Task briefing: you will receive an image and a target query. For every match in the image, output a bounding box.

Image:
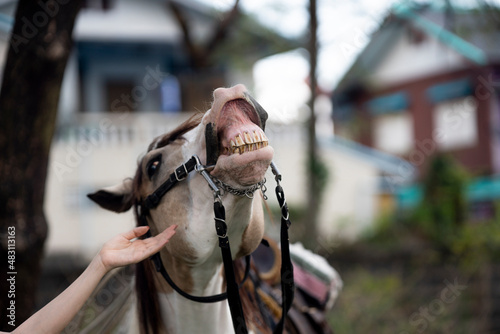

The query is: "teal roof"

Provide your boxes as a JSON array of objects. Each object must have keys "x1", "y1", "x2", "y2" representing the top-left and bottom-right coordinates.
[
  {"x1": 426, "y1": 78, "x2": 473, "y2": 103},
  {"x1": 392, "y1": 3, "x2": 488, "y2": 65},
  {"x1": 396, "y1": 174, "x2": 500, "y2": 208},
  {"x1": 468, "y1": 176, "x2": 500, "y2": 202},
  {"x1": 365, "y1": 91, "x2": 410, "y2": 114}
]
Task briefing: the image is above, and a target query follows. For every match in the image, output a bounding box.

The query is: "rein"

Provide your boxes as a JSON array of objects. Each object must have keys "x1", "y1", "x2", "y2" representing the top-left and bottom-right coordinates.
[{"x1": 135, "y1": 155, "x2": 294, "y2": 334}]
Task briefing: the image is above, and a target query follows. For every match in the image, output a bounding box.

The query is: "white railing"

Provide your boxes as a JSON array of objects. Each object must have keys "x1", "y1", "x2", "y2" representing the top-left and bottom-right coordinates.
[
  {"x1": 54, "y1": 112, "x2": 198, "y2": 147},
  {"x1": 54, "y1": 112, "x2": 308, "y2": 148}
]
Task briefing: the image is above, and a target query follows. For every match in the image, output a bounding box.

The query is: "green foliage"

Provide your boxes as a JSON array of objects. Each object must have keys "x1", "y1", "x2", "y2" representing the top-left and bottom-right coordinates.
[
  {"x1": 327, "y1": 268, "x2": 407, "y2": 333},
  {"x1": 450, "y1": 212, "x2": 500, "y2": 271},
  {"x1": 361, "y1": 155, "x2": 500, "y2": 267},
  {"x1": 409, "y1": 154, "x2": 468, "y2": 252},
  {"x1": 327, "y1": 266, "x2": 476, "y2": 334},
  {"x1": 360, "y1": 212, "x2": 408, "y2": 247},
  {"x1": 327, "y1": 156, "x2": 499, "y2": 334}
]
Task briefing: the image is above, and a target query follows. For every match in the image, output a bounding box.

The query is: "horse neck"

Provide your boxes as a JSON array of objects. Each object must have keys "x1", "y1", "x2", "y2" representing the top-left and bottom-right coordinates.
[
  {"x1": 156, "y1": 265, "x2": 233, "y2": 334},
  {"x1": 154, "y1": 189, "x2": 256, "y2": 334},
  {"x1": 157, "y1": 192, "x2": 255, "y2": 289}
]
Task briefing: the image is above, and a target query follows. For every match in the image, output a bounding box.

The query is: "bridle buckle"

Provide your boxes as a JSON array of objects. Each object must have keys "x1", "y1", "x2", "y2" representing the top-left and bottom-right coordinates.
[{"x1": 174, "y1": 163, "x2": 189, "y2": 181}]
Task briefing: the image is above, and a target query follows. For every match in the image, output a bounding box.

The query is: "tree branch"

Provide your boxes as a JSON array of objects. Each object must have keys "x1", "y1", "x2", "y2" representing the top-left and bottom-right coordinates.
[
  {"x1": 167, "y1": 0, "x2": 240, "y2": 69},
  {"x1": 206, "y1": 0, "x2": 240, "y2": 56}
]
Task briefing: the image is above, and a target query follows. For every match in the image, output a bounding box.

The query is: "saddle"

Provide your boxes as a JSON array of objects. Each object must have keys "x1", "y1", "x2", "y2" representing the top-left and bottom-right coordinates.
[{"x1": 247, "y1": 237, "x2": 343, "y2": 334}]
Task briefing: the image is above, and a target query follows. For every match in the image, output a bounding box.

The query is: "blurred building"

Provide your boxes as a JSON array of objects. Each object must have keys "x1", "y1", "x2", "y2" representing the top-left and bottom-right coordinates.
[
  {"x1": 332, "y1": 2, "x2": 500, "y2": 219},
  {"x1": 67, "y1": 0, "x2": 299, "y2": 115},
  {"x1": 0, "y1": 0, "x2": 301, "y2": 257}
]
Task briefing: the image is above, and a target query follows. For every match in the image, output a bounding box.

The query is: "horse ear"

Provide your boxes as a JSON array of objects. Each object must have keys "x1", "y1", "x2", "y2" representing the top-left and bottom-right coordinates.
[{"x1": 87, "y1": 179, "x2": 134, "y2": 213}]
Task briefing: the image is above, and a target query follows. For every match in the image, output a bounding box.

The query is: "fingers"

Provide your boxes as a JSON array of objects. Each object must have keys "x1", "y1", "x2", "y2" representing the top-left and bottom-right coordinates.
[
  {"x1": 162, "y1": 224, "x2": 178, "y2": 238},
  {"x1": 154, "y1": 225, "x2": 178, "y2": 246},
  {"x1": 121, "y1": 226, "x2": 149, "y2": 240},
  {"x1": 142, "y1": 225, "x2": 177, "y2": 254},
  {"x1": 121, "y1": 225, "x2": 177, "y2": 254}
]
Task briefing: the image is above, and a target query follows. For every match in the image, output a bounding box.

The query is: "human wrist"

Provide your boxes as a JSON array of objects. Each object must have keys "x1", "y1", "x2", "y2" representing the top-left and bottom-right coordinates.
[{"x1": 93, "y1": 252, "x2": 111, "y2": 276}]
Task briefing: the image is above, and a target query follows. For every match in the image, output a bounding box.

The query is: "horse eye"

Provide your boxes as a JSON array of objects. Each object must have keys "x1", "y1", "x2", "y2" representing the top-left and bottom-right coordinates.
[{"x1": 147, "y1": 156, "x2": 161, "y2": 179}]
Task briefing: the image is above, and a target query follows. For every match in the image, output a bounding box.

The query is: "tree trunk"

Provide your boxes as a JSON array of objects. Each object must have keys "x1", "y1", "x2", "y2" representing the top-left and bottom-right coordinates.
[
  {"x1": 0, "y1": 0, "x2": 82, "y2": 330},
  {"x1": 305, "y1": 0, "x2": 319, "y2": 247}
]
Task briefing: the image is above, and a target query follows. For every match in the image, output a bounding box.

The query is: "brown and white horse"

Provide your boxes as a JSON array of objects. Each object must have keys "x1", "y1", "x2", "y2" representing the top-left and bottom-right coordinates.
[{"x1": 89, "y1": 85, "x2": 287, "y2": 333}]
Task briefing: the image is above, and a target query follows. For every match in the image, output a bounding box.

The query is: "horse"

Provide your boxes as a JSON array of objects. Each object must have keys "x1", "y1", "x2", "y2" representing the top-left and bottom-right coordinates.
[{"x1": 86, "y1": 84, "x2": 339, "y2": 334}]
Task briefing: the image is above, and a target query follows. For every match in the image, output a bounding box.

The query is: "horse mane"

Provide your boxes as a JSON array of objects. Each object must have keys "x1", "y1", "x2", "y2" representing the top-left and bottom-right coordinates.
[
  {"x1": 132, "y1": 163, "x2": 163, "y2": 334},
  {"x1": 147, "y1": 113, "x2": 204, "y2": 152},
  {"x1": 133, "y1": 112, "x2": 271, "y2": 333}
]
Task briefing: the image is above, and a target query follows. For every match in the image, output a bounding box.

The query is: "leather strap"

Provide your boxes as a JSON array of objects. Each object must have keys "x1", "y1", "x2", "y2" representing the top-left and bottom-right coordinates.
[
  {"x1": 214, "y1": 201, "x2": 248, "y2": 333},
  {"x1": 143, "y1": 156, "x2": 198, "y2": 210},
  {"x1": 273, "y1": 184, "x2": 294, "y2": 333}
]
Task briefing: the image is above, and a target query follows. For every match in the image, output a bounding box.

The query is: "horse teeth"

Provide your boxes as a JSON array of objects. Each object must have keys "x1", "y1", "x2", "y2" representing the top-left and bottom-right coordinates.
[
  {"x1": 253, "y1": 130, "x2": 261, "y2": 143},
  {"x1": 244, "y1": 132, "x2": 254, "y2": 144},
  {"x1": 228, "y1": 131, "x2": 269, "y2": 155},
  {"x1": 262, "y1": 133, "x2": 268, "y2": 147},
  {"x1": 235, "y1": 134, "x2": 245, "y2": 147}
]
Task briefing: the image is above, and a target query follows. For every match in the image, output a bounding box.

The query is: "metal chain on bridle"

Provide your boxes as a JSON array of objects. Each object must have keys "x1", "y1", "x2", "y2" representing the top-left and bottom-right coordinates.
[{"x1": 213, "y1": 178, "x2": 268, "y2": 200}]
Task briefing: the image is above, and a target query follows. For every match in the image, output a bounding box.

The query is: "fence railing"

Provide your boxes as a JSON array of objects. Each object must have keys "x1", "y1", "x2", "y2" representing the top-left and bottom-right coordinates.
[{"x1": 53, "y1": 112, "x2": 307, "y2": 147}]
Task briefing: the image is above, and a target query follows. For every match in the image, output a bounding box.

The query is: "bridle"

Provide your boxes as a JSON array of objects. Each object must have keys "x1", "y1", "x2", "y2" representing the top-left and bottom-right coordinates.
[{"x1": 135, "y1": 155, "x2": 294, "y2": 334}]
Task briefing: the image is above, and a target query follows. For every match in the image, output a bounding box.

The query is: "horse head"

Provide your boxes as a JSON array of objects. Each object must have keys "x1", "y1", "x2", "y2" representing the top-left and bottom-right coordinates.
[{"x1": 88, "y1": 84, "x2": 274, "y2": 333}]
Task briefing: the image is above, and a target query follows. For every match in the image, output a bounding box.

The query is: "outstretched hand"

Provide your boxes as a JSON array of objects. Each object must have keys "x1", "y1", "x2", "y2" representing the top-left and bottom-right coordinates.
[{"x1": 97, "y1": 225, "x2": 177, "y2": 272}]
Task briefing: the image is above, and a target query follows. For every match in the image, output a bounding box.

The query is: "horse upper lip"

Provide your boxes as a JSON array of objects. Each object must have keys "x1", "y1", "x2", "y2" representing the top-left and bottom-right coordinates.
[{"x1": 205, "y1": 86, "x2": 269, "y2": 166}]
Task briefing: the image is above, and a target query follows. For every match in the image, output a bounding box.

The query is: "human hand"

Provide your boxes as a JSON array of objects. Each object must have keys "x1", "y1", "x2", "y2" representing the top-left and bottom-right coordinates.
[{"x1": 97, "y1": 225, "x2": 177, "y2": 272}]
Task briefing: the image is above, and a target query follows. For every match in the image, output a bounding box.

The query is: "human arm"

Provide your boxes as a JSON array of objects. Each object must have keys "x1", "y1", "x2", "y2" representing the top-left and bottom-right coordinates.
[{"x1": 8, "y1": 225, "x2": 176, "y2": 334}]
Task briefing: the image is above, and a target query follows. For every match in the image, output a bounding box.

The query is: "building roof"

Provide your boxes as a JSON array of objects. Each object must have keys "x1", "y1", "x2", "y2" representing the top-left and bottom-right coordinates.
[
  {"x1": 333, "y1": 1, "x2": 500, "y2": 96},
  {"x1": 74, "y1": 0, "x2": 300, "y2": 65}
]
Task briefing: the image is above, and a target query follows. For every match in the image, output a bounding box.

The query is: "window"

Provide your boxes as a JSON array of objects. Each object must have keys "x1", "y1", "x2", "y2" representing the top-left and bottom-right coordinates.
[
  {"x1": 374, "y1": 112, "x2": 413, "y2": 155},
  {"x1": 433, "y1": 96, "x2": 478, "y2": 150}
]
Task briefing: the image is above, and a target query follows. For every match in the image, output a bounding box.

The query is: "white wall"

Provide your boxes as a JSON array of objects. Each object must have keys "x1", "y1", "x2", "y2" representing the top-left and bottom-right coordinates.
[
  {"x1": 74, "y1": 0, "x2": 181, "y2": 42},
  {"x1": 318, "y1": 144, "x2": 379, "y2": 241},
  {"x1": 369, "y1": 28, "x2": 467, "y2": 87}
]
